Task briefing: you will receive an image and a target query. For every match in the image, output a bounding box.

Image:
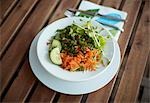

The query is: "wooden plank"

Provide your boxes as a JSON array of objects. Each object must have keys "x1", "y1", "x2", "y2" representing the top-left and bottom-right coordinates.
[
  {"x1": 143, "y1": 53, "x2": 150, "y2": 78},
  {"x1": 114, "y1": 2, "x2": 150, "y2": 102},
  {"x1": 0, "y1": 0, "x2": 2, "y2": 23},
  {"x1": 85, "y1": 77, "x2": 116, "y2": 103},
  {"x1": 29, "y1": 82, "x2": 56, "y2": 102},
  {"x1": 102, "y1": 0, "x2": 122, "y2": 9},
  {"x1": 0, "y1": 0, "x2": 59, "y2": 98},
  {"x1": 141, "y1": 53, "x2": 150, "y2": 88},
  {"x1": 118, "y1": 0, "x2": 142, "y2": 57},
  {"x1": 88, "y1": 0, "x2": 102, "y2": 4},
  {"x1": 0, "y1": 0, "x2": 39, "y2": 56},
  {"x1": 86, "y1": 0, "x2": 142, "y2": 103},
  {"x1": 58, "y1": 95, "x2": 82, "y2": 103},
  {"x1": 1, "y1": 0, "x2": 18, "y2": 23},
  {"x1": 141, "y1": 54, "x2": 150, "y2": 102},
  {"x1": 48, "y1": 0, "x2": 81, "y2": 23},
  {"x1": 3, "y1": 60, "x2": 37, "y2": 102}
]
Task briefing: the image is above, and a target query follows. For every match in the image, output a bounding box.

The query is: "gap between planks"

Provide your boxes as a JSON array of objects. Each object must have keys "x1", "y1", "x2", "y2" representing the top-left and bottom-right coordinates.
[
  {"x1": 0, "y1": 0, "x2": 40, "y2": 59},
  {"x1": 85, "y1": 0, "x2": 143, "y2": 103},
  {"x1": 114, "y1": 1, "x2": 150, "y2": 102},
  {"x1": 1, "y1": 0, "x2": 60, "y2": 101},
  {"x1": 1, "y1": 0, "x2": 81, "y2": 102},
  {"x1": 108, "y1": 1, "x2": 146, "y2": 102},
  {"x1": 1, "y1": 0, "x2": 145, "y2": 102},
  {"x1": 140, "y1": 53, "x2": 150, "y2": 102},
  {"x1": 0, "y1": 0, "x2": 19, "y2": 25}
]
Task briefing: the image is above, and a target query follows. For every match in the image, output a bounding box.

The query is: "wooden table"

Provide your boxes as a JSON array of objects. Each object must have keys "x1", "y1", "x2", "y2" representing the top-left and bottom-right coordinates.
[{"x1": 1, "y1": 0, "x2": 149, "y2": 102}]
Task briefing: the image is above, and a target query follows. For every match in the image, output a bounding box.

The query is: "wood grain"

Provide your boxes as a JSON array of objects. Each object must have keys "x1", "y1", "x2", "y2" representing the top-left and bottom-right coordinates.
[
  {"x1": 88, "y1": 0, "x2": 102, "y2": 4},
  {"x1": 1, "y1": 0, "x2": 18, "y2": 23},
  {"x1": 0, "y1": 1, "x2": 2, "y2": 23},
  {"x1": 0, "y1": 0, "x2": 39, "y2": 56},
  {"x1": 3, "y1": 60, "x2": 37, "y2": 102},
  {"x1": 114, "y1": 2, "x2": 150, "y2": 102},
  {"x1": 108, "y1": 1, "x2": 146, "y2": 102},
  {"x1": 1, "y1": 0, "x2": 148, "y2": 102},
  {"x1": 48, "y1": 0, "x2": 81, "y2": 23},
  {"x1": 86, "y1": 0, "x2": 142, "y2": 103},
  {"x1": 58, "y1": 95, "x2": 82, "y2": 103},
  {"x1": 141, "y1": 56, "x2": 150, "y2": 102},
  {"x1": 118, "y1": 0, "x2": 142, "y2": 57},
  {"x1": 102, "y1": 0, "x2": 122, "y2": 9},
  {"x1": 86, "y1": 77, "x2": 117, "y2": 103},
  {"x1": 141, "y1": 52, "x2": 150, "y2": 102},
  {"x1": 29, "y1": 82, "x2": 56, "y2": 102},
  {"x1": 1, "y1": 0, "x2": 59, "y2": 98}
]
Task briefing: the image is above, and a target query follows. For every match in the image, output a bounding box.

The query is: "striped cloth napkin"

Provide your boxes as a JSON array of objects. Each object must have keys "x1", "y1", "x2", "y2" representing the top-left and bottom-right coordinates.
[{"x1": 66, "y1": 0, "x2": 127, "y2": 41}]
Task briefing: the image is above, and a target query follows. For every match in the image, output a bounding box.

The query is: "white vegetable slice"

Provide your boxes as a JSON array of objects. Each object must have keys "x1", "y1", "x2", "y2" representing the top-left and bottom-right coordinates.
[
  {"x1": 50, "y1": 47, "x2": 62, "y2": 65},
  {"x1": 51, "y1": 39, "x2": 62, "y2": 50}
]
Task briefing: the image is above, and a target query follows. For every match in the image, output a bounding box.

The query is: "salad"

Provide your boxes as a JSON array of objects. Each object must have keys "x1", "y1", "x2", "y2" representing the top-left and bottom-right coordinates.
[{"x1": 48, "y1": 21, "x2": 110, "y2": 71}]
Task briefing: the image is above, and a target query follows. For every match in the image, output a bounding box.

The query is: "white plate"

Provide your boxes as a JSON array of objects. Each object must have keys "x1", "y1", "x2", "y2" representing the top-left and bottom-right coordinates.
[
  {"x1": 36, "y1": 17, "x2": 115, "y2": 82},
  {"x1": 29, "y1": 29, "x2": 121, "y2": 95}
]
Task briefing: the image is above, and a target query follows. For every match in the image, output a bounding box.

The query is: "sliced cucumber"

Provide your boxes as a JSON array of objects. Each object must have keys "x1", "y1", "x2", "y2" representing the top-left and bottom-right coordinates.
[
  {"x1": 50, "y1": 47, "x2": 62, "y2": 65},
  {"x1": 51, "y1": 39, "x2": 62, "y2": 50}
]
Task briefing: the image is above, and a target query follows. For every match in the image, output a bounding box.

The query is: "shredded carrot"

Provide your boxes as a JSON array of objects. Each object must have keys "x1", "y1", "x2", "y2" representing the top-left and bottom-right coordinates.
[{"x1": 60, "y1": 48, "x2": 101, "y2": 71}]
